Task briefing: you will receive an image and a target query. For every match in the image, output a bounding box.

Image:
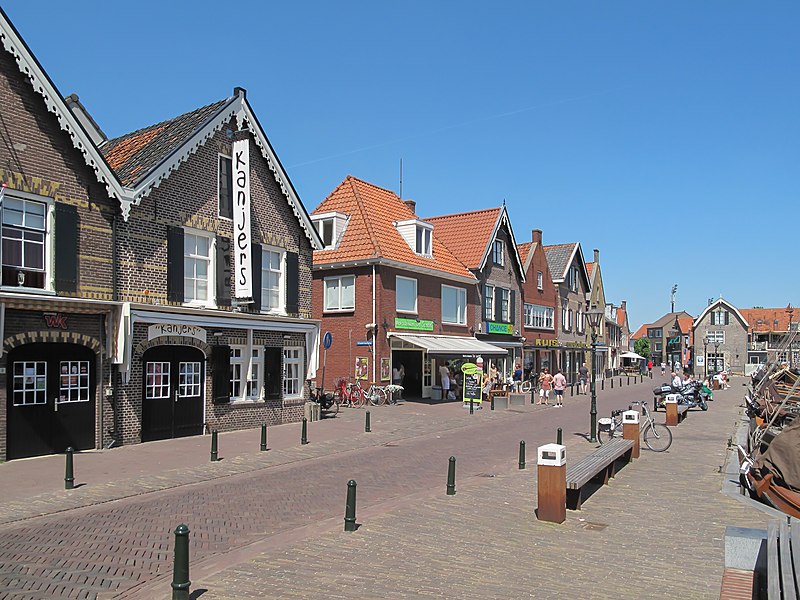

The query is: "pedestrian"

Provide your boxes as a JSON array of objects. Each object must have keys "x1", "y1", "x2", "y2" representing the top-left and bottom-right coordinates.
[
  {"x1": 552, "y1": 368, "x2": 567, "y2": 408},
  {"x1": 578, "y1": 362, "x2": 589, "y2": 395},
  {"x1": 489, "y1": 363, "x2": 498, "y2": 389},
  {"x1": 537, "y1": 368, "x2": 553, "y2": 405},
  {"x1": 660, "y1": 362, "x2": 666, "y2": 376},
  {"x1": 439, "y1": 363, "x2": 451, "y2": 400},
  {"x1": 647, "y1": 360, "x2": 653, "y2": 375},
  {"x1": 671, "y1": 371, "x2": 682, "y2": 389},
  {"x1": 513, "y1": 362, "x2": 523, "y2": 393}
]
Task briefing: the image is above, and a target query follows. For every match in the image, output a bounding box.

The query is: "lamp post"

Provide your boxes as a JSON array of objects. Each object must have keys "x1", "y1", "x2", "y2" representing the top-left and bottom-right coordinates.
[
  {"x1": 703, "y1": 335, "x2": 709, "y2": 382},
  {"x1": 586, "y1": 306, "x2": 605, "y2": 443},
  {"x1": 713, "y1": 341, "x2": 721, "y2": 374},
  {"x1": 787, "y1": 304, "x2": 795, "y2": 369}
]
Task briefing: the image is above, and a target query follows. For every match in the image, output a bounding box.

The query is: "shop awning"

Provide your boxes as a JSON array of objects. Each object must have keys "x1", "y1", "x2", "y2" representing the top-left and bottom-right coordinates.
[{"x1": 389, "y1": 333, "x2": 508, "y2": 356}]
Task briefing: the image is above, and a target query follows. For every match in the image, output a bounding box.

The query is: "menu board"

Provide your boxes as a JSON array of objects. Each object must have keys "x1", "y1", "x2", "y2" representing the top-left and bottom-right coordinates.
[{"x1": 461, "y1": 363, "x2": 483, "y2": 403}]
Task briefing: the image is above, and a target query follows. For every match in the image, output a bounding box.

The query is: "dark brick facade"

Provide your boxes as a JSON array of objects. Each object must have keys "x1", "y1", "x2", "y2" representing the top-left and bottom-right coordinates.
[{"x1": 520, "y1": 230, "x2": 559, "y2": 376}]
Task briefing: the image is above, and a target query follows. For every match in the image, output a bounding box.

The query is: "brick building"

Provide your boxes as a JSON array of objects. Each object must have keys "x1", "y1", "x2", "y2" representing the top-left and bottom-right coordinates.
[
  {"x1": 311, "y1": 177, "x2": 505, "y2": 400},
  {"x1": 0, "y1": 9, "x2": 128, "y2": 459},
  {"x1": 517, "y1": 229, "x2": 559, "y2": 378},
  {"x1": 693, "y1": 298, "x2": 748, "y2": 376}
]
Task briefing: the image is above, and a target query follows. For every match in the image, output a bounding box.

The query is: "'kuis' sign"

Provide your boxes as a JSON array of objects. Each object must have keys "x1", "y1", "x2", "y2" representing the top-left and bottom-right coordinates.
[{"x1": 232, "y1": 139, "x2": 252, "y2": 299}]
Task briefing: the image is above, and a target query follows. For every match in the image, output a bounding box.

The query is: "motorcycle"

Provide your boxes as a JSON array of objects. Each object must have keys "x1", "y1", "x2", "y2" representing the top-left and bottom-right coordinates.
[{"x1": 652, "y1": 380, "x2": 709, "y2": 411}]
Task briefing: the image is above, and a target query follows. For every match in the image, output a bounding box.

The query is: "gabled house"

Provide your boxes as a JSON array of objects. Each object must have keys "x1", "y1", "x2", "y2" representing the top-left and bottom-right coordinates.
[
  {"x1": 544, "y1": 242, "x2": 592, "y2": 383},
  {"x1": 585, "y1": 249, "x2": 609, "y2": 376},
  {"x1": 427, "y1": 205, "x2": 526, "y2": 378},
  {"x1": 100, "y1": 88, "x2": 323, "y2": 444},
  {"x1": 639, "y1": 311, "x2": 694, "y2": 372},
  {"x1": 693, "y1": 298, "x2": 749, "y2": 376},
  {"x1": 517, "y1": 229, "x2": 559, "y2": 378},
  {"x1": 0, "y1": 8, "x2": 129, "y2": 460},
  {"x1": 740, "y1": 306, "x2": 799, "y2": 373},
  {"x1": 311, "y1": 177, "x2": 504, "y2": 400},
  {"x1": 616, "y1": 300, "x2": 631, "y2": 353}
]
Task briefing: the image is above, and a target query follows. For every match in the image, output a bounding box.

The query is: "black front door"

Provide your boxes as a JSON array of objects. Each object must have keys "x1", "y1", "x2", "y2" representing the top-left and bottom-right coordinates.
[
  {"x1": 141, "y1": 346, "x2": 205, "y2": 442},
  {"x1": 6, "y1": 343, "x2": 96, "y2": 460}
]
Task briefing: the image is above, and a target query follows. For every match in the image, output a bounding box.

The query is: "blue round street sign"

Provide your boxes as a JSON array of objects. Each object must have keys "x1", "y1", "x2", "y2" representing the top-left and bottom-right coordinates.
[{"x1": 323, "y1": 331, "x2": 333, "y2": 350}]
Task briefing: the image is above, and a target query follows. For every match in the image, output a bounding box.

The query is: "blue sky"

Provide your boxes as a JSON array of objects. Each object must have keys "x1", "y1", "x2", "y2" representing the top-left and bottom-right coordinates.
[{"x1": 3, "y1": 1, "x2": 798, "y2": 330}]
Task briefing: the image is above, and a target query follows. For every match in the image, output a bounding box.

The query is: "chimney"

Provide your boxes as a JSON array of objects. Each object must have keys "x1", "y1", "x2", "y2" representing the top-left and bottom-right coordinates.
[
  {"x1": 404, "y1": 199, "x2": 416, "y2": 214},
  {"x1": 621, "y1": 300, "x2": 627, "y2": 312},
  {"x1": 532, "y1": 229, "x2": 542, "y2": 244},
  {"x1": 593, "y1": 248, "x2": 599, "y2": 264}
]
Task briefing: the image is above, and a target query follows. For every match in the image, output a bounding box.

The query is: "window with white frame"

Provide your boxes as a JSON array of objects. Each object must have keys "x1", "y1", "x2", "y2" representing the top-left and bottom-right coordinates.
[
  {"x1": 537, "y1": 271, "x2": 543, "y2": 291},
  {"x1": 396, "y1": 276, "x2": 417, "y2": 313},
  {"x1": 484, "y1": 284, "x2": 495, "y2": 320},
  {"x1": 562, "y1": 303, "x2": 568, "y2": 331},
  {"x1": 315, "y1": 218, "x2": 334, "y2": 248},
  {"x1": 2, "y1": 195, "x2": 49, "y2": 289},
  {"x1": 12, "y1": 361, "x2": 47, "y2": 405},
  {"x1": 261, "y1": 247, "x2": 284, "y2": 312},
  {"x1": 58, "y1": 361, "x2": 90, "y2": 402},
  {"x1": 415, "y1": 225, "x2": 432, "y2": 256},
  {"x1": 442, "y1": 285, "x2": 467, "y2": 325},
  {"x1": 576, "y1": 306, "x2": 584, "y2": 334},
  {"x1": 654, "y1": 342, "x2": 662, "y2": 351},
  {"x1": 493, "y1": 240, "x2": 504, "y2": 265},
  {"x1": 568, "y1": 309, "x2": 573, "y2": 331},
  {"x1": 524, "y1": 304, "x2": 554, "y2": 329},
  {"x1": 145, "y1": 362, "x2": 170, "y2": 399},
  {"x1": 568, "y1": 267, "x2": 578, "y2": 292},
  {"x1": 707, "y1": 330, "x2": 725, "y2": 344},
  {"x1": 183, "y1": 231, "x2": 213, "y2": 304},
  {"x1": 711, "y1": 309, "x2": 730, "y2": 326},
  {"x1": 500, "y1": 288, "x2": 510, "y2": 322},
  {"x1": 230, "y1": 346, "x2": 262, "y2": 401},
  {"x1": 178, "y1": 362, "x2": 202, "y2": 397},
  {"x1": 324, "y1": 275, "x2": 355, "y2": 311},
  {"x1": 283, "y1": 347, "x2": 303, "y2": 397}
]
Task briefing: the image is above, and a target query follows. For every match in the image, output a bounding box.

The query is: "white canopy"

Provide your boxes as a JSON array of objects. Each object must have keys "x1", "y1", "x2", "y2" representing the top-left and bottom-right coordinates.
[{"x1": 620, "y1": 351, "x2": 646, "y2": 361}]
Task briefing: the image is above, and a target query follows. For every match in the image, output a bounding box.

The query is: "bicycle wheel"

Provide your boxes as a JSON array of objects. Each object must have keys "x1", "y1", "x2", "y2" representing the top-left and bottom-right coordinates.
[
  {"x1": 597, "y1": 418, "x2": 621, "y2": 443},
  {"x1": 521, "y1": 380, "x2": 532, "y2": 393},
  {"x1": 367, "y1": 386, "x2": 387, "y2": 406},
  {"x1": 643, "y1": 422, "x2": 672, "y2": 452}
]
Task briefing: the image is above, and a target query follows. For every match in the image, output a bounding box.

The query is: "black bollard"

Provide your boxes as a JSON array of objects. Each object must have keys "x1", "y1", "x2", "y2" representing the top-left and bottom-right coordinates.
[
  {"x1": 601, "y1": 378, "x2": 605, "y2": 391},
  {"x1": 470, "y1": 397, "x2": 474, "y2": 415},
  {"x1": 611, "y1": 378, "x2": 614, "y2": 389},
  {"x1": 570, "y1": 383, "x2": 574, "y2": 397},
  {"x1": 365, "y1": 411, "x2": 371, "y2": 433},
  {"x1": 260, "y1": 423, "x2": 268, "y2": 451},
  {"x1": 210, "y1": 430, "x2": 219, "y2": 462},
  {"x1": 344, "y1": 480, "x2": 357, "y2": 532},
  {"x1": 557, "y1": 427, "x2": 563, "y2": 445},
  {"x1": 446, "y1": 456, "x2": 456, "y2": 495},
  {"x1": 490, "y1": 394, "x2": 495, "y2": 410},
  {"x1": 301, "y1": 417, "x2": 308, "y2": 445},
  {"x1": 619, "y1": 377, "x2": 622, "y2": 387},
  {"x1": 64, "y1": 447, "x2": 74, "y2": 490},
  {"x1": 640, "y1": 374, "x2": 643, "y2": 383},
  {"x1": 519, "y1": 441, "x2": 526, "y2": 469},
  {"x1": 171, "y1": 524, "x2": 191, "y2": 600}
]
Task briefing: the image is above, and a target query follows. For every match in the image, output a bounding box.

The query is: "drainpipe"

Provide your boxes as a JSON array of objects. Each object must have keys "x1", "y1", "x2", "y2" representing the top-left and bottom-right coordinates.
[
  {"x1": 372, "y1": 264, "x2": 377, "y2": 384},
  {"x1": 109, "y1": 212, "x2": 119, "y2": 447}
]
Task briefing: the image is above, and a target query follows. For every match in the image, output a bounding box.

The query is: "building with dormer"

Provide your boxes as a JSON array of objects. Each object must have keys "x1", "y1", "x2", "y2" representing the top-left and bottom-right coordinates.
[{"x1": 311, "y1": 177, "x2": 505, "y2": 400}]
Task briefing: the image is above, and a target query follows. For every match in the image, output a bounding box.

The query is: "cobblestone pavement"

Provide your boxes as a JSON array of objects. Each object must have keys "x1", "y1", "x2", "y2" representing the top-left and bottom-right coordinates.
[{"x1": 0, "y1": 376, "x2": 765, "y2": 599}]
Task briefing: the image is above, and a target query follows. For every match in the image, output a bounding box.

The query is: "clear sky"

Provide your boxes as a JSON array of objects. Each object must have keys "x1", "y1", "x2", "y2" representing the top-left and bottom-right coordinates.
[{"x1": 3, "y1": 1, "x2": 798, "y2": 330}]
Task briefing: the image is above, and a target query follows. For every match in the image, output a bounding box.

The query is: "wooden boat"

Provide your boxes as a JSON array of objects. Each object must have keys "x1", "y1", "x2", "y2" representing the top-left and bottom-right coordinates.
[{"x1": 747, "y1": 470, "x2": 800, "y2": 520}]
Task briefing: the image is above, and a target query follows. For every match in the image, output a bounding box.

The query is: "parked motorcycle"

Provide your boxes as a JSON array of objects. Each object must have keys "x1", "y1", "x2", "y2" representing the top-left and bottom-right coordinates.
[{"x1": 653, "y1": 380, "x2": 709, "y2": 411}]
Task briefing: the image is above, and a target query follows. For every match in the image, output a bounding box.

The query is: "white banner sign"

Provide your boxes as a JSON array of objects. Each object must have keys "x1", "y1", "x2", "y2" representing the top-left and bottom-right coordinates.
[
  {"x1": 148, "y1": 323, "x2": 207, "y2": 343},
  {"x1": 232, "y1": 139, "x2": 252, "y2": 298}
]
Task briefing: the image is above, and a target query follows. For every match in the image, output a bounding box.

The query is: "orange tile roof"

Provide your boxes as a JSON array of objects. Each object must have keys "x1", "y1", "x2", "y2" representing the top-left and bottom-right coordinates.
[
  {"x1": 425, "y1": 208, "x2": 501, "y2": 270},
  {"x1": 740, "y1": 307, "x2": 798, "y2": 332},
  {"x1": 311, "y1": 176, "x2": 474, "y2": 280},
  {"x1": 585, "y1": 262, "x2": 594, "y2": 277},
  {"x1": 616, "y1": 306, "x2": 626, "y2": 327},
  {"x1": 632, "y1": 324, "x2": 648, "y2": 339},
  {"x1": 517, "y1": 242, "x2": 532, "y2": 266}
]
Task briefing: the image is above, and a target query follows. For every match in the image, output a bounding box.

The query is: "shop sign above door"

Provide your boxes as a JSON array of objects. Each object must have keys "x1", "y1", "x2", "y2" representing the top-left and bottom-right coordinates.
[
  {"x1": 395, "y1": 317, "x2": 434, "y2": 331},
  {"x1": 485, "y1": 321, "x2": 513, "y2": 335},
  {"x1": 148, "y1": 323, "x2": 207, "y2": 343}
]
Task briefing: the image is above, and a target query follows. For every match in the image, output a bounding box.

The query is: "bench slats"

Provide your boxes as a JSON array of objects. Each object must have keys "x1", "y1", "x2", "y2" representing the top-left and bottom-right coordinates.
[
  {"x1": 792, "y1": 518, "x2": 800, "y2": 599},
  {"x1": 780, "y1": 518, "x2": 798, "y2": 600},
  {"x1": 768, "y1": 520, "x2": 780, "y2": 600},
  {"x1": 565, "y1": 439, "x2": 633, "y2": 489}
]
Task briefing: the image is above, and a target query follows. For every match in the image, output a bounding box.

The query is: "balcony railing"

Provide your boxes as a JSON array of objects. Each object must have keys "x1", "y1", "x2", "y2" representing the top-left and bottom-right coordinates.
[{"x1": 749, "y1": 342, "x2": 767, "y2": 351}]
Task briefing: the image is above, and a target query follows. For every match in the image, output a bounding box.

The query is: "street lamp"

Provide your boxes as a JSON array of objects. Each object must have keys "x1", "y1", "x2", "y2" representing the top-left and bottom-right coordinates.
[
  {"x1": 787, "y1": 304, "x2": 795, "y2": 369},
  {"x1": 703, "y1": 335, "x2": 709, "y2": 382},
  {"x1": 713, "y1": 341, "x2": 721, "y2": 374},
  {"x1": 586, "y1": 306, "x2": 605, "y2": 443}
]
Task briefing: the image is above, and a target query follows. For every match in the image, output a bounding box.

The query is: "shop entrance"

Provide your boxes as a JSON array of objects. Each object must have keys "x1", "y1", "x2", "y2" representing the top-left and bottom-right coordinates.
[
  {"x1": 141, "y1": 345, "x2": 205, "y2": 442},
  {"x1": 392, "y1": 350, "x2": 422, "y2": 399},
  {"x1": 6, "y1": 343, "x2": 96, "y2": 460}
]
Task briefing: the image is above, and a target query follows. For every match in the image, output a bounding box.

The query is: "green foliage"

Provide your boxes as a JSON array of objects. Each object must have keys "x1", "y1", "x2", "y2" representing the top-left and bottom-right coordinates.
[{"x1": 634, "y1": 337, "x2": 651, "y2": 358}]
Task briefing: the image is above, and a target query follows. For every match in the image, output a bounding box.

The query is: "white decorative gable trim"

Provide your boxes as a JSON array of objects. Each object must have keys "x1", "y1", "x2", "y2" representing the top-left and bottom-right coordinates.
[
  {"x1": 478, "y1": 206, "x2": 526, "y2": 282},
  {"x1": 0, "y1": 12, "x2": 126, "y2": 205}
]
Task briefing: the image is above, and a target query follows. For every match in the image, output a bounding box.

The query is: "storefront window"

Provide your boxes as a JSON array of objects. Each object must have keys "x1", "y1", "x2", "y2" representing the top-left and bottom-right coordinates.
[
  {"x1": 58, "y1": 361, "x2": 90, "y2": 402},
  {"x1": 283, "y1": 347, "x2": 303, "y2": 397}
]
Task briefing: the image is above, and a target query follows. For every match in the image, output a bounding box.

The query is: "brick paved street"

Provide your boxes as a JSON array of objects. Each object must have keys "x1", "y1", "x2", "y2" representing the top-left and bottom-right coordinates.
[{"x1": 0, "y1": 376, "x2": 771, "y2": 599}]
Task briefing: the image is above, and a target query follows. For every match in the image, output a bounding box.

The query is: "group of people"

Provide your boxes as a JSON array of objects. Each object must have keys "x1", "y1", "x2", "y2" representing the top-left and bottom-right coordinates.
[{"x1": 534, "y1": 367, "x2": 568, "y2": 407}]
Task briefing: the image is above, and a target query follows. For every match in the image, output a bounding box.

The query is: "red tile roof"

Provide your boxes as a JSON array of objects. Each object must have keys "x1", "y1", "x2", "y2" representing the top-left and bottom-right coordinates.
[
  {"x1": 585, "y1": 262, "x2": 594, "y2": 277},
  {"x1": 517, "y1": 242, "x2": 532, "y2": 266},
  {"x1": 311, "y1": 176, "x2": 474, "y2": 280},
  {"x1": 632, "y1": 324, "x2": 648, "y2": 339},
  {"x1": 616, "y1": 306, "x2": 626, "y2": 327},
  {"x1": 740, "y1": 307, "x2": 797, "y2": 332},
  {"x1": 425, "y1": 208, "x2": 501, "y2": 269}
]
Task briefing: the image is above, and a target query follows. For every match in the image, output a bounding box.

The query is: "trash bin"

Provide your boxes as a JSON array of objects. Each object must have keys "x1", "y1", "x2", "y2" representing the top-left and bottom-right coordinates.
[{"x1": 431, "y1": 385, "x2": 442, "y2": 400}]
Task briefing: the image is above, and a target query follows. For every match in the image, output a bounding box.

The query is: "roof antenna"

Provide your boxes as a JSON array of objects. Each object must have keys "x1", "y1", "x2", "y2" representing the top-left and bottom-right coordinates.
[
  {"x1": 399, "y1": 158, "x2": 403, "y2": 199},
  {"x1": 670, "y1": 284, "x2": 677, "y2": 313}
]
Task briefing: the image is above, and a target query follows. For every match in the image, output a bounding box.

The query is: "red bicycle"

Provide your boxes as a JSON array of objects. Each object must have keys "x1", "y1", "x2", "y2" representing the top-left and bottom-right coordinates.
[{"x1": 334, "y1": 378, "x2": 366, "y2": 407}]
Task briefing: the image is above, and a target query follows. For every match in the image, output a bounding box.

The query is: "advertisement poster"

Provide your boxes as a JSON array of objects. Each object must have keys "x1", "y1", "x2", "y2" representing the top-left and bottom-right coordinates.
[
  {"x1": 460, "y1": 362, "x2": 483, "y2": 405},
  {"x1": 380, "y1": 358, "x2": 391, "y2": 381},
  {"x1": 355, "y1": 356, "x2": 369, "y2": 380}
]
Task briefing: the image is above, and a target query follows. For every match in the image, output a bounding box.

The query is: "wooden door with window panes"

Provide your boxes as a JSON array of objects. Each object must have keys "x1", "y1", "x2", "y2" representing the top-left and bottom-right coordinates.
[
  {"x1": 141, "y1": 346, "x2": 205, "y2": 441},
  {"x1": 422, "y1": 356, "x2": 433, "y2": 398},
  {"x1": 6, "y1": 343, "x2": 95, "y2": 459}
]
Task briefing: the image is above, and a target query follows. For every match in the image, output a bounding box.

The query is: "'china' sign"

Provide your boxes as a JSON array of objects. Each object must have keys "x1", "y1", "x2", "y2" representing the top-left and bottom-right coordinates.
[{"x1": 232, "y1": 139, "x2": 252, "y2": 299}]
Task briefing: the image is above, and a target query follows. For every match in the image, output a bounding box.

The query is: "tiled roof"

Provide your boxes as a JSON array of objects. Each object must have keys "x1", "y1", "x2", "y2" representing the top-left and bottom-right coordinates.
[
  {"x1": 425, "y1": 208, "x2": 501, "y2": 270},
  {"x1": 616, "y1": 306, "x2": 627, "y2": 327},
  {"x1": 101, "y1": 99, "x2": 229, "y2": 186},
  {"x1": 631, "y1": 324, "x2": 648, "y2": 339},
  {"x1": 740, "y1": 307, "x2": 798, "y2": 332},
  {"x1": 677, "y1": 316, "x2": 693, "y2": 335},
  {"x1": 517, "y1": 242, "x2": 532, "y2": 266},
  {"x1": 311, "y1": 176, "x2": 474, "y2": 280},
  {"x1": 543, "y1": 243, "x2": 576, "y2": 281},
  {"x1": 585, "y1": 262, "x2": 594, "y2": 278}
]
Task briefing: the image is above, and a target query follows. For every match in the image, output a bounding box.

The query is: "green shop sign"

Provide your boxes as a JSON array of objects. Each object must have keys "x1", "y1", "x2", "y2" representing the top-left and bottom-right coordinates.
[
  {"x1": 486, "y1": 321, "x2": 514, "y2": 335},
  {"x1": 395, "y1": 317, "x2": 434, "y2": 331}
]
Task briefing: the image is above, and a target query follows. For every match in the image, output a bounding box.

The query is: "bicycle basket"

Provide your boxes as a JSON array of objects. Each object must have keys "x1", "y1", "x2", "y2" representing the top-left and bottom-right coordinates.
[{"x1": 597, "y1": 417, "x2": 613, "y2": 432}]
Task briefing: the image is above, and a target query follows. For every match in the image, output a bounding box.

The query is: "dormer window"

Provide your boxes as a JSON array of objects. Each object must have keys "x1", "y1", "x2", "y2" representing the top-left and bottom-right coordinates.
[
  {"x1": 395, "y1": 219, "x2": 433, "y2": 257},
  {"x1": 415, "y1": 225, "x2": 431, "y2": 256},
  {"x1": 311, "y1": 211, "x2": 348, "y2": 250}
]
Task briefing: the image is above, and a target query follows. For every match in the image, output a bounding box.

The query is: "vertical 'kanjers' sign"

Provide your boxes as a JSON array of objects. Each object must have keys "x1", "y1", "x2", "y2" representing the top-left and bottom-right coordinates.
[{"x1": 232, "y1": 139, "x2": 252, "y2": 298}]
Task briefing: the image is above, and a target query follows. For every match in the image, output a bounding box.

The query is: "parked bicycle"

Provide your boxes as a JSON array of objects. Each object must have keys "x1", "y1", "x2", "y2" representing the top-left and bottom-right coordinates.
[
  {"x1": 310, "y1": 385, "x2": 339, "y2": 416},
  {"x1": 363, "y1": 382, "x2": 388, "y2": 406},
  {"x1": 597, "y1": 400, "x2": 672, "y2": 452},
  {"x1": 520, "y1": 376, "x2": 537, "y2": 394},
  {"x1": 334, "y1": 378, "x2": 367, "y2": 407}
]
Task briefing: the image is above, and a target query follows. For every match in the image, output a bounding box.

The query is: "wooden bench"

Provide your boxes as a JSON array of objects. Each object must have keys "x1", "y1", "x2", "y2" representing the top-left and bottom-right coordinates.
[
  {"x1": 666, "y1": 403, "x2": 689, "y2": 426},
  {"x1": 767, "y1": 516, "x2": 799, "y2": 600},
  {"x1": 565, "y1": 438, "x2": 634, "y2": 510}
]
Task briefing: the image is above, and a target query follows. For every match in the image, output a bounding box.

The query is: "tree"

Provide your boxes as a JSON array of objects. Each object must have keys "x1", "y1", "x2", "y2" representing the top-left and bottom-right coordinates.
[{"x1": 634, "y1": 337, "x2": 651, "y2": 359}]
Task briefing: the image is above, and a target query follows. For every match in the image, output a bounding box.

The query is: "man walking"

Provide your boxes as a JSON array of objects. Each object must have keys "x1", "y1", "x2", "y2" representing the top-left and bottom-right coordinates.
[
  {"x1": 553, "y1": 368, "x2": 567, "y2": 408},
  {"x1": 579, "y1": 362, "x2": 589, "y2": 395}
]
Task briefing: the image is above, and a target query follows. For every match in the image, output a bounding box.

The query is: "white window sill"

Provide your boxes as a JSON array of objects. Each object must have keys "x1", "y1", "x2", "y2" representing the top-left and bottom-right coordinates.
[
  {"x1": 183, "y1": 301, "x2": 217, "y2": 309},
  {"x1": 324, "y1": 308, "x2": 355, "y2": 314},
  {"x1": 259, "y1": 308, "x2": 287, "y2": 317},
  {"x1": 0, "y1": 286, "x2": 56, "y2": 295},
  {"x1": 229, "y1": 398, "x2": 265, "y2": 406},
  {"x1": 396, "y1": 310, "x2": 418, "y2": 316},
  {"x1": 441, "y1": 321, "x2": 467, "y2": 327}
]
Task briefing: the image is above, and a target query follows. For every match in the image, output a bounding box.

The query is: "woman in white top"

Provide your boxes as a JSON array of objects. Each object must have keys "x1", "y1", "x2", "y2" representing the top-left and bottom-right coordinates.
[{"x1": 439, "y1": 364, "x2": 451, "y2": 394}]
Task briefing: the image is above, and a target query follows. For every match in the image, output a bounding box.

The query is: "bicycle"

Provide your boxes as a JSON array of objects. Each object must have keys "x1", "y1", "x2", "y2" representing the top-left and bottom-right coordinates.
[
  {"x1": 520, "y1": 376, "x2": 537, "y2": 394},
  {"x1": 597, "y1": 400, "x2": 672, "y2": 452},
  {"x1": 335, "y1": 379, "x2": 367, "y2": 407},
  {"x1": 363, "y1": 382, "x2": 388, "y2": 406},
  {"x1": 383, "y1": 384, "x2": 404, "y2": 405}
]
